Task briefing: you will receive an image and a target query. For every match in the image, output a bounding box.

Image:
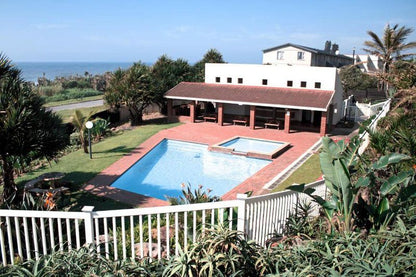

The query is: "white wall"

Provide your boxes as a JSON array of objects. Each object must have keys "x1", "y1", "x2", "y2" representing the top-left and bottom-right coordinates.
[
  {"x1": 331, "y1": 70, "x2": 344, "y2": 124},
  {"x1": 205, "y1": 63, "x2": 337, "y2": 91},
  {"x1": 262, "y1": 46, "x2": 312, "y2": 66}
]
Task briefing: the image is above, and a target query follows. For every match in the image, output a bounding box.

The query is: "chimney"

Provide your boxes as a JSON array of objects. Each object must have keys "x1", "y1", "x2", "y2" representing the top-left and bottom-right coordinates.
[
  {"x1": 324, "y1": 41, "x2": 331, "y2": 53},
  {"x1": 331, "y1": 43, "x2": 339, "y2": 54}
]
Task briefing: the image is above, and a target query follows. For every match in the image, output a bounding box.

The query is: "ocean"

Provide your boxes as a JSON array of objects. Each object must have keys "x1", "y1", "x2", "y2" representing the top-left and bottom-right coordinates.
[{"x1": 15, "y1": 62, "x2": 134, "y2": 83}]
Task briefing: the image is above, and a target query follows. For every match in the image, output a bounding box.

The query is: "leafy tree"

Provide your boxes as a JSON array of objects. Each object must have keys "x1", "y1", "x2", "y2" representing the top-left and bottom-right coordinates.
[
  {"x1": 122, "y1": 62, "x2": 152, "y2": 125},
  {"x1": 339, "y1": 65, "x2": 378, "y2": 98},
  {"x1": 363, "y1": 24, "x2": 416, "y2": 96},
  {"x1": 104, "y1": 68, "x2": 125, "y2": 113},
  {"x1": 387, "y1": 60, "x2": 416, "y2": 90},
  {"x1": 150, "y1": 55, "x2": 193, "y2": 107},
  {"x1": 105, "y1": 62, "x2": 153, "y2": 125},
  {"x1": 192, "y1": 49, "x2": 225, "y2": 82},
  {"x1": 0, "y1": 54, "x2": 67, "y2": 204}
]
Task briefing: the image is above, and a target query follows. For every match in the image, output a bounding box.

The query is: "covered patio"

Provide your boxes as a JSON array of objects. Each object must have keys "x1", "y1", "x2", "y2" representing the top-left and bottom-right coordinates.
[{"x1": 165, "y1": 82, "x2": 335, "y2": 136}]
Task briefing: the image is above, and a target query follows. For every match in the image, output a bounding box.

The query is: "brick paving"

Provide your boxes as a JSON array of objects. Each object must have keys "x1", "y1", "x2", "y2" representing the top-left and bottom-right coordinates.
[{"x1": 84, "y1": 121, "x2": 322, "y2": 207}]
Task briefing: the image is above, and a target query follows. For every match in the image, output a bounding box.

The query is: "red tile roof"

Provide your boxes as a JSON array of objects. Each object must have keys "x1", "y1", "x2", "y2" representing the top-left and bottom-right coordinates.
[{"x1": 165, "y1": 82, "x2": 334, "y2": 111}]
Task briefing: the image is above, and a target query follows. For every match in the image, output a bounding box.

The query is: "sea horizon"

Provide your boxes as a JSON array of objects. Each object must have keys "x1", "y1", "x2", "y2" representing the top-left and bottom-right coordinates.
[{"x1": 14, "y1": 61, "x2": 151, "y2": 83}]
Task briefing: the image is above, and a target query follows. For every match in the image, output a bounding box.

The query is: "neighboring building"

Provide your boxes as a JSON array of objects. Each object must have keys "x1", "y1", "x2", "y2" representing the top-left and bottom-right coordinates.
[
  {"x1": 347, "y1": 54, "x2": 383, "y2": 73},
  {"x1": 165, "y1": 61, "x2": 345, "y2": 136},
  {"x1": 262, "y1": 42, "x2": 353, "y2": 68}
]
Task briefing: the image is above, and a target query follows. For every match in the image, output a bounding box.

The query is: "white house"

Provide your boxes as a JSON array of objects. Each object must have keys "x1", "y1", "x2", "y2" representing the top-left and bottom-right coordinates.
[
  {"x1": 347, "y1": 54, "x2": 383, "y2": 73},
  {"x1": 165, "y1": 43, "x2": 347, "y2": 136},
  {"x1": 263, "y1": 43, "x2": 353, "y2": 68}
]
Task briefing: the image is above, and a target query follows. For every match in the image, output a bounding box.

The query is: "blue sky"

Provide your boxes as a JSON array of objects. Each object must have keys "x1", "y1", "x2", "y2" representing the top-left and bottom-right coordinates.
[{"x1": 1, "y1": 0, "x2": 415, "y2": 63}]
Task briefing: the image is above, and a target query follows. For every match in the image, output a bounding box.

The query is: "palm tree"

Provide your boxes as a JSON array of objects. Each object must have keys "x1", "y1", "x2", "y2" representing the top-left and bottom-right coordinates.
[
  {"x1": 1, "y1": 54, "x2": 67, "y2": 204},
  {"x1": 71, "y1": 109, "x2": 93, "y2": 153},
  {"x1": 363, "y1": 24, "x2": 416, "y2": 96}
]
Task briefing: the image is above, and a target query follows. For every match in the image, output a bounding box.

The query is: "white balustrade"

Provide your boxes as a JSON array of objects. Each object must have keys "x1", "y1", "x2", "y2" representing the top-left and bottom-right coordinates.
[{"x1": 0, "y1": 180, "x2": 327, "y2": 265}]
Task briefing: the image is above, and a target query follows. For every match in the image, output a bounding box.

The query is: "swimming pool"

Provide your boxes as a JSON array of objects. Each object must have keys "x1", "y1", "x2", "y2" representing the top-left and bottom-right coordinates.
[
  {"x1": 211, "y1": 137, "x2": 290, "y2": 159},
  {"x1": 111, "y1": 139, "x2": 270, "y2": 200}
]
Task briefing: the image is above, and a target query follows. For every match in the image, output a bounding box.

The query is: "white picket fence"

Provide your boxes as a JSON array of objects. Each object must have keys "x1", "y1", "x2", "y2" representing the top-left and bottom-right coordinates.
[{"x1": 0, "y1": 180, "x2": 326, "y2": 265}]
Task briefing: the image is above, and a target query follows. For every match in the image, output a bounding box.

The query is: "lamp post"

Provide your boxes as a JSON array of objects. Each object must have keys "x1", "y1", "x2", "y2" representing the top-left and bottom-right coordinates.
[{"x1": 85, "y1": 121, "x2": 93, "y2": 159}]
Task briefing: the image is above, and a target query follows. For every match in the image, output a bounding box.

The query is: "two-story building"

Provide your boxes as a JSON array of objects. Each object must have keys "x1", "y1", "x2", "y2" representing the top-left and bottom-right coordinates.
[
  {"x1": 263, "y1": 42, "x2": 353, "y2": 68},
  {"x1": 164, "y1": 43, "x2": 348, "y2": 136}
]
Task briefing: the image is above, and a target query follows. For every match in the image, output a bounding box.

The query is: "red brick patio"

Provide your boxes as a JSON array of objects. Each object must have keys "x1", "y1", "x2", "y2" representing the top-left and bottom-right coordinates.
[{"x1": 84, "y1": 122, "x2": 322, "y2": 207}]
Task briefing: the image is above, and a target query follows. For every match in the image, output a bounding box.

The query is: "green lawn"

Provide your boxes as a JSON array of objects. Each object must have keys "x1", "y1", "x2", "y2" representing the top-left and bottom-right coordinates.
[
  {"x1": 17, "y1": 122, "x2": 181, "y2": 211},
  {"x1": 44, "y1": 95, "x2": 103, "y2": 107},
  {"x1": 271, "y1": 153, "x2": 322, "y2": 192},
  {"x1": 56, "y1": 105, "x2": 108, "y2": 123}
]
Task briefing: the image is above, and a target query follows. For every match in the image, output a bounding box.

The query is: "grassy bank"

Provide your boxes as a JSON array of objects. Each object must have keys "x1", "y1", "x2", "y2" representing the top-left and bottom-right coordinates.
[
  {"x1": 271, "y1": 153, "x2": 321, "y2": 192},
  {"x1": 17, "y1": 122, "x2": 181, "y2": 210},
  {"x1": 55, "y1": 105, "x2": 108, "y2": 123}
]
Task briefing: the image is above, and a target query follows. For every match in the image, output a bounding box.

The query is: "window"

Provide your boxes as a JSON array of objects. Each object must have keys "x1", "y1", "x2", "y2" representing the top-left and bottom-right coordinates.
[
  {"x1": 297, "y1": 51, "x2": 305, "y2": 60},
  {"x1": 215, "y1": 77, "x2": 220, "y2": 83},
  {"x1": 300, "y1": 81, "x2": 307, "y2": 87},
  {"x1": 287, "y1": 80, "x2": 293, "y2": 87},
  {"x1": 314, "y1": 82, "x2": 321, "y2": 89},
  {"x1": 227, "y1": 77, "x2": 232, "y2": 83},
  {"x1": 277, "y1": 51, "x2": 284, "y2": 60},
  {"x1": 238, "y1": 78, "x2": 243, "y2": 84},
  {"x1": 262, "y1": 79, "x2": 268, "y2": 85}
]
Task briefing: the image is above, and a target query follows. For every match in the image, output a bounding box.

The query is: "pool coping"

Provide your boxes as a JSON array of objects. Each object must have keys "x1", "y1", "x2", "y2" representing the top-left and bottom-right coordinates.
[{"x1": 209, "y1": 136, "x2": 291, "y2": 160}]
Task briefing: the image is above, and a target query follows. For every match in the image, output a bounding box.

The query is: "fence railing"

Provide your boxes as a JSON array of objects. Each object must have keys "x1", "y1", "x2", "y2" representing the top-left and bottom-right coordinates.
[
  {"x1": 0, "y1": 180, "x2": 326, "y2": 265},
  {"x1": 358, "y1": 98, "x2": 391, "y2": 154}
]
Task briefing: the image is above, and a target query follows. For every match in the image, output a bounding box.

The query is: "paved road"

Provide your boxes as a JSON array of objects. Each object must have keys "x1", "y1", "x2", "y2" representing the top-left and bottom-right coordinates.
[{"x1": 50, "y1": 99, "x2": 104, "y2": 111}]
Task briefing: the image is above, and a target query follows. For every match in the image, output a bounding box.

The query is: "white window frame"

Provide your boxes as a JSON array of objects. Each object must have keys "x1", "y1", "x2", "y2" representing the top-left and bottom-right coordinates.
[
  {"x1": 297, "y1": 51, "x2": 305, "y2": 60},
  {"x1": 277, "y1": 51, "x2": 284, "y2": 60}
]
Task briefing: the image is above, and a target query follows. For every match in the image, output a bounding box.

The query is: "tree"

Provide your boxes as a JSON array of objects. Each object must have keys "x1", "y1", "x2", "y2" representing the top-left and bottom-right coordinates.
[
  {"x1": 193, "y1": 49, "x2": 225, "y2": 82},
  {"x1": 71, "y1": 109, "x2": 93, "y2": 153},
  {"x1": 150, "y1": 55, "x2": 193, "y2": 108},
  {"x1": 0, "y1": 54, "x2": 67, "y2": 204},
  {"x1": 363, "y1": 24, "x2": 416, "y2": 96},
  {"x1": 387, "y1": 60, "x2": 416, "y2": 90},
  {"x1": 121, "y1": 62, "x2": 152, "y2": 125},
  {"x1": 104, "y1": 68, "x2": 125, "y2": 112},
  {"x1": 339, "y1": 65, "x2": 378, "y2": 99}
]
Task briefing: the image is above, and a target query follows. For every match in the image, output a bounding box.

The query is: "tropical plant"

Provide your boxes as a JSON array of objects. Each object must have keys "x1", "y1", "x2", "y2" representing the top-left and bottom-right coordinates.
[
  {"x1": 0, "y1": 54, "x2": 67, "y2": 205},
  {"x1": 167, "y1": 184, "x2": 220, "y2": 205},
  {"x1": 290, "y1": 136, "x2": 415, "y2": 233},
  {"x1": 192, "y1": 49, "x2": 225, "y2": 82},
  {"x1": 363, "y1": 23, "x2": 416, "y2": 96},
  {"x1": 91, "y1": 118, "x2": 110, "y2": 141},
  {"x1": 150, "y1": 55, "x2": 193, "y2": 109},
  {"x1": 104, "y1": 68, "x2": 125, "y2": 113},
  {"x1": 71, "y1": 109, "x2": 94, "y2": 153},
  {"x1": 163, "y1": 224, "x2": 259, "y2": 277}
]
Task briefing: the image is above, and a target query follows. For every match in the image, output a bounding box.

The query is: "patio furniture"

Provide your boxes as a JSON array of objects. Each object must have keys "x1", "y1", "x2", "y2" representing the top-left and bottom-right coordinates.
[
  {"x1": 203, "y1": 114, "x2": 217, "y2": 123},
  {"x1": 233, "y1": 116, "x2": 248, "y2": 126},
  {"x1": 264, "y1": 119, "x2": 280, "y2": 129}
]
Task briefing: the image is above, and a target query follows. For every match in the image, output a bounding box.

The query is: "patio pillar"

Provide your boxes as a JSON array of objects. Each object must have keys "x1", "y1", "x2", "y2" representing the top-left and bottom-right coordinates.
[
  {"x1": 167, "y1": 99, "x2": 173, "y2": 122},
  {"x1": 320, "y1": 111, "x2": 328, "y2": 136},
  {"x1": 272, "y1": 108, "x2": 276, "y2": 120},
  {"x1": 189, "y1": 101, "x2": 196, "y2": 123},
  {"x1": 327, "y1": 104, "x2": 334, "y2": 132},
  {"x1": 284, "y1": 110, "x2": 291, "y2": 133},
  {"x1": 249, "y1": 106, "x2": 256, "y2": 129},
  {"x1": 217, "y1": 103, "x2": 224, "y2": 126}
]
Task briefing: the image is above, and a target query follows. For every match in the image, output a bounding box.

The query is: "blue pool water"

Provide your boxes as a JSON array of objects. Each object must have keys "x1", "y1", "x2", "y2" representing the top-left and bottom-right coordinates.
[
  {"x1": 220, "y1": 137, "x2": 284, "y2": 153},
  {"x1": 111, "y1": 139, "x2": 270, "y2": 200}
]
